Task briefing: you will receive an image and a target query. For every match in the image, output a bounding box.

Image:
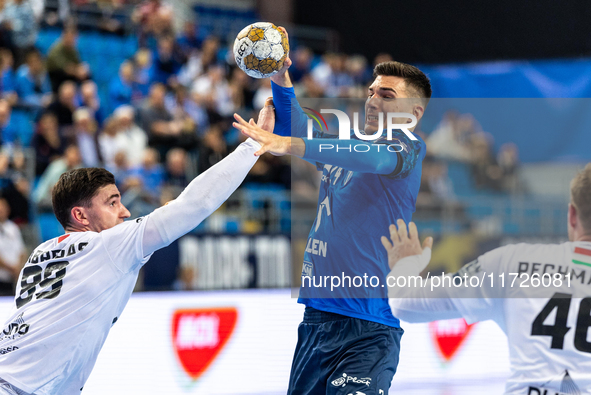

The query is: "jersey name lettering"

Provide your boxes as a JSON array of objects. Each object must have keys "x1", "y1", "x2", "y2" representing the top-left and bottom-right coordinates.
[{"x1": 27, "y1": 242, "x2": 89, "y2": 265}]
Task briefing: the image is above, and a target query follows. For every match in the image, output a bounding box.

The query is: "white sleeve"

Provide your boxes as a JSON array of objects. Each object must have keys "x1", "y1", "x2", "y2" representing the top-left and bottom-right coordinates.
[
  {"x1": 388, "y1": 247, "x2": 462, "y2": 322},
  {"x1": 446, "y1": 246, "x2": 513, "y2": 325},
  {"x1": 387, "y1": 245, "x2": 509, "y2": 325},
  {"x1": 99, "y1": 139, "x2": 260, "y2": 273},
  {"x1": 141, "y1": 138, "x2": 260, "y2": 257}
]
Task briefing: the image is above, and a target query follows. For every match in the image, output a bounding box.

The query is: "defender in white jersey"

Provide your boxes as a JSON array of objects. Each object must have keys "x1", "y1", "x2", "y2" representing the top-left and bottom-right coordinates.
[
  {"x1": 383, "y1": 164, "x2": 591, "y2": 395},
  {"x1": 0, "y1": 106, "x2": 275, "y2": 394}
]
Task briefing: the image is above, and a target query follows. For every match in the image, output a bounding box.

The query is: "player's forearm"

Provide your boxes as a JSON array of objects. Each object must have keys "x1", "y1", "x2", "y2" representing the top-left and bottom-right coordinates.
[
  {"x1": 271, "y1": 82, "x2": 309, "y2": 138},
  {"x1": 390, "y1": 295, "x2": 462, "y2": 323},
  {"x1": 142, "y1": 139, "x2": 260, "y2": 255},
  {"x1": 302, "y1": 138, "x2": 398, "y2": 174}
]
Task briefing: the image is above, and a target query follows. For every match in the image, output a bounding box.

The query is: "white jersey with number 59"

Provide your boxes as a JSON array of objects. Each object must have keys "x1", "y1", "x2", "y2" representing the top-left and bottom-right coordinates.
[
  {"x1": 449, "y1": 241, "x2": 591, "y2": 395},
  {"x1": 0, "y1": 218, "x2": 151, "y2": 395}
]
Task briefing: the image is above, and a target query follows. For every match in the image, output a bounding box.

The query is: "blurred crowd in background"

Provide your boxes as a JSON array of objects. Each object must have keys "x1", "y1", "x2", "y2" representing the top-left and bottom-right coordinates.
[{"x1": 0, "y1": 0, "x2": 522, "y2": 294}]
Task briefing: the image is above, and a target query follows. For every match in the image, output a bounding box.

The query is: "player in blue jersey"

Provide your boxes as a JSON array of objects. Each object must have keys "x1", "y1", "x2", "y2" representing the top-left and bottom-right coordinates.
[{"x1": 233, "y1": 28, "x2": 431, "y2": 395}]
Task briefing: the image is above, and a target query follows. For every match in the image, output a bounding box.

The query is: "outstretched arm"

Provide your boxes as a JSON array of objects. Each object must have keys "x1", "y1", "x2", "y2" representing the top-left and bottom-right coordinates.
[
  {"x1": 382, "y1": 220, "x2": 462, "y2": 322},
  {"x1": 269, "y1": 27, "x2": 316, "y2": 138},
  {"x1": 139, "y1": 105, "x2": 275, "y2": 257},
  {"x1": 234, "y1": 114, "x2": 403, "y2": 175}
]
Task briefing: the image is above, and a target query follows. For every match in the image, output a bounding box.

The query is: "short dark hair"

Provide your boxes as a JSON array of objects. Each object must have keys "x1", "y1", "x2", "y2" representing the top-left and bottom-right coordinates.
[
  {"x1": 373, "y1": 61, "x2": 432, "y2": 104},
  {"x1": 52, "y1": 168, "x2": 116, "y2": 229}
]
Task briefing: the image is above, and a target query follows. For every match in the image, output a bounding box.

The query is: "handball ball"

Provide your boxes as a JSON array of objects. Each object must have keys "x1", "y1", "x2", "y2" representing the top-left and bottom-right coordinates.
[{"x1": 233, "y1": 22, "x2": 289, "y2": 79}]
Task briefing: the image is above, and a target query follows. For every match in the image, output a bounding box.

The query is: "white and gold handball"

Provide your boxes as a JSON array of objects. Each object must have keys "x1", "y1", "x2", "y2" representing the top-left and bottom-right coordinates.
[{"x1": 233, "y1": 22, "x2": 289, "y2": 79}]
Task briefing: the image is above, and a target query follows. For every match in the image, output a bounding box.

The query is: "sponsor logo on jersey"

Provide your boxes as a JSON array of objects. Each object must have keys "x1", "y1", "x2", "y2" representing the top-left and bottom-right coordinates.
[
  {"x1": 0, "y1": 346, "x2": 18, "y2": 355},
  {"x1": 171, "y1": 307, "x2": 238, "y2": 380},
  {"x1": 429, "y1": 318, "x2": 475, "y2": 362},
  {"x1": 302, "y1": 261, "x2": 313, "y2": 277},
  {"x1": 528, "y1": 370, "x2": 581, "y2": 395},
  {"x1": 0, "y1": 313, "x2": 30, "y2": 342},
  {"x1": 305, "y1": 238, "x2": 327, "y2": 257},
  {"x1": 330, "y1": 373, "x2": 372, "y2": 388}
]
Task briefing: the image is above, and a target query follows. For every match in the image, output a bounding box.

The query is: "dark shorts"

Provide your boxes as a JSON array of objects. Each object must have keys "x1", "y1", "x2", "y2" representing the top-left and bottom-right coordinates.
[{"x1": 288, "y1": 307, "x2": 403, "y2": 395}]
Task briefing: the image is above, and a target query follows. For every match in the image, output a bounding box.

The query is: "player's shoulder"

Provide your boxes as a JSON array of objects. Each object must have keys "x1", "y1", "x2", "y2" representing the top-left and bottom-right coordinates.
[{"x1": 485, "y1": 241, "x2": 571, "y2": 261}]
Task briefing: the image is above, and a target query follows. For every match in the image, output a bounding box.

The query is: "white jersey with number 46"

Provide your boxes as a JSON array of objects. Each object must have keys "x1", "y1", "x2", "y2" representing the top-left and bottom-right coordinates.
[
  {"x1": 0, "y1": 218, "x2": 151, "y2": 394},
  {"x1": 449, "y1": 241, "x2": 591, "y2": 395}
]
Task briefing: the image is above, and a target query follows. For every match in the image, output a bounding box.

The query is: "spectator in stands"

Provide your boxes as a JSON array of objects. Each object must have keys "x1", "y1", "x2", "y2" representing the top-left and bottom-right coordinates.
[
  {"x1": 427, "y1": 111, "x2": 476, "y2": 162},
  {"x1": 131, "y1": 147, "x2": 164, "y2": 195},
  {"x1": 72, "y1": 107, "x2": 100, "y2": 167},
  {"x1": 108, "y1": 60, "x2": 134, "y2": 112},
  {"x1": 230, "y1": 67, "x2": 255, "y2": 111},
  {"x1": 133, "y1": 47, "x2": 153, "y2": 98},
  {"x1": 497, "y1": 142, "x2": 521, "y2": 193},
  {"x1": 46, "y1": 80, "x2": 77, "y2": 129},
  {"x1": 0, "y1": 149, "x2": 29, "y2": 224},
  {"x1": 346, "y1": 54, "x2": 371, "y2": 87},
  {"x1": 177, "y1": 21, "x2": 201, "y2": 59},
  {"x1": 289, "y1": 47, "x2": 313, "y2": 84},
  {"x1": 152, "y1": 35, "x2": 183, "y2": 85},
  {"x1": 2, "y1": 0, "x2": 38, "y2": 65},
  {"x1": 253, "y1": 78, "x2": 272, "y2": 110},
  {"x1": 310, "y1": 52, "x2": 336, "y2": 93},
  {"x1": 0, "y1": 48, "x2": 17, "y2": 105},
  {"x1": 46, "y1": 24, "x2": 90, "y2": 92},
  {"x1": 471, "y1": 132, "x2": 503, "y2": 191},
  {"x1": 112, "y1": 105, "x2": 147, "y2": 167},
  {"x1": 165, "y1": 84, "x2": 208, "y2": 136},
  {"x1": 32, "y1": 144, "x2": 81, "y2": 211},
  {"x1": 198, "y1": 123, "x2": 226, "y2": 173},
  {"x1": 132, "y1": 0, "x2": 173, "y2": 47},
  {"x1": 79, "y1": 80, "x2": 107, "y2": 127},
  {"x1": 373, "y1": 52, "x2": 393, "y2": 66},
  {"x1": 163, "y1": 147, "x2": 189, "y2": 197},
  {"x1": 0, "y1": 197, "x2": 26, "y2": 296},
  {"x1": 97, "y1": 116, "x2": 120, "y2": 168},
  {"x1": 417, "y1": 155, "x2": 457, "y2": 212},
  {"x1": 0, "y1": 99, "x2": 17, "y2": 149},
  {"x1": 137, "y1": 82, "x2": 188, "y2": 157},
  {"x1": 325, "y1": 53, "x2": 354, "y2": 97},
  {"x1": 31, "y1": 111, "x2": 64, "y2": 176},
  {"x1": 0, "y1": 0, "x2": 14, "y2": 51},
  {"x1": 15, "y1": 47, "x2": 52, "y2": 106},
  {"x1": 192, "y1": 64, "x2": 234, "y2": 118}
]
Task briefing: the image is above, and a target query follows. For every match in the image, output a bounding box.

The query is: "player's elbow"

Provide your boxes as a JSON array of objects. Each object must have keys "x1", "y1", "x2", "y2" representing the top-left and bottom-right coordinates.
[{"x1": 375, "y1": 157, "x2": 398, "y2": 175}]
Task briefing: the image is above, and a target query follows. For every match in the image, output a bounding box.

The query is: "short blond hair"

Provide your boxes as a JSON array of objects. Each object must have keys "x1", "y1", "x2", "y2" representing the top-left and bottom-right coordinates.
[{"x1": 571, "y1": 163, "x2": 591, "y2": 233}]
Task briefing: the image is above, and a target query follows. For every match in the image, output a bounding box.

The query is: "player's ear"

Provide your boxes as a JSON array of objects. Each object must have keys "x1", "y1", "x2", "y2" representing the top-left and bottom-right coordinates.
[
  {"x1": 412, "y1": 103, "x2": 425, "y2": 123},
  {"x1": 71, "y1": 206, "x2": 90, "y2": 226},
  {"x1": 568, "y1": 203, "x2": 578, "y2": 230}
]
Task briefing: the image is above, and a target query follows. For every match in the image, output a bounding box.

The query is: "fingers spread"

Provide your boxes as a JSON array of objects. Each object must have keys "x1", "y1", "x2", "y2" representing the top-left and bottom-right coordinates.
[
  {"x1": 397, "y1": 219, "x2": 408, "y2": 241},
  {"x1": 408, "y1": 221, "x2": 419, "y2": 241},
  {"x1": 381, "y1": 235, "x2": 392, "y2": 251},
  {"x1": 389, "y1": 224, "x2": 400, "y2": 246},
  {"x1": 234, "y1": 113, "x2": 250, "y2": 127}
]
